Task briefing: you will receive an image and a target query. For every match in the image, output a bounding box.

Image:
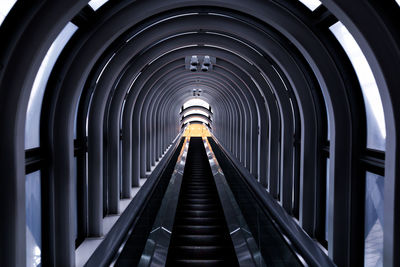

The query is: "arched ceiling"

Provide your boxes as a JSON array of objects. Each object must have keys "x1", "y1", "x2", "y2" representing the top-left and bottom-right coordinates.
[{"x1": 0, "y1": 0, "x2": 399, "y2": 266}]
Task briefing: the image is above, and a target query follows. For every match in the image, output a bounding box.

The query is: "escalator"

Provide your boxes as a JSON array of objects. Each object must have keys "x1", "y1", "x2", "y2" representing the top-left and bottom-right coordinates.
[
  {"x1": 166, "y1": 137, "x2": 238, "y2": 266},
  {"x1": 92, "y1": 135, "x2": 331, "y2": 267}
]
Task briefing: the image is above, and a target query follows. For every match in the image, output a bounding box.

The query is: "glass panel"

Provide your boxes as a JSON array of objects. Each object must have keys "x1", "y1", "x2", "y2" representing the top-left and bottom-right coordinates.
[
  {"x1": 88, "y1": 0, "x2": 108, "y2": 11},
  {"x1": 396, "y1": 0, "x2": 400, "y2": 7},
  {"x1": 364, "y1": 172, "x2": 384, "y2": 267},
  {"x1": 208, "y1": 138, "x2": 303, "y2": 266},
  {"x1": 183, "y1": 98, "x2": 210, "y2": 109},
  {"x1": 26, "y1": 171, "x2": 41, "y2": 267},
  {"x1": 182, "y1": 109, "x2": 210, "y2": 117},
  {"x1": 330, "y1": 22, "x2": 386, "y2": 151},
  {"x1": 298, "y1": 0, "x2": 321, "y2": 11},
  {"x1": 25, "y1": 22, "x2": 78, "y2": 149},
  {"x1": 0, "y1": 0, "x2": 17, "y2": 26}
]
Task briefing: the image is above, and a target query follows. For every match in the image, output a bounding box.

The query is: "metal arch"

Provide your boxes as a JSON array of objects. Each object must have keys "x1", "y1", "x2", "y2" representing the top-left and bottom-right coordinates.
[
  {"x1": 148, "y1": 66, "x2": 244, "y2": 152},
  {"x1": 138, "y1": 67, "x2": 250, "y2": 175},
  {"x1": 119, "y1": 59, "x2": 243, "y2": 183},
  {"x1": 122, "y1": 62, "x2": 242, "y2": 180},
  {"x1": 187, "y1": 13, "x2": 319, "y2": 208},
  {"x1": 320, "y1": 1, "x2": 400, "y2": 265},
  {"x1": 128, "y1": 44, "x2": 260, "y2": 176},
  {"x1": 138, "y1": 68, "x2": 242, "y2": 176},
  {"x1": 136, "y1": 36, "x2": 274, "y2": 182},
  {"x1": 151, "y1": 69, "x2": 251, "y2": 156},
  {"x1": 180, "y1": 105, "x2": 213, "y2": 116},
  {"x1": 92, "y1": 14, "x2": 255, "y2": 182},
  {"x1": 85, "y1": 36, "x2": 257, "y2": 215},
  {"x1": 175, "y1": 36, "x2": 292, "y2": 189},
  {"x1": 153, "y1": 77, "x2": 243, "y2": 159},
  {"x1": 74, "y1": 12, "x2": 318, "y2": 220},
  {"x1": 48, "y1": 7, "x2": 304, "y2": 255},
  {"x1": 69, "y1": 8, "x2": 310, "y2": 206},
  {"x1": 86, "y1": 8, "x2": 342, "y2": 264},
  {"x1": 92, "y1": 40, "x2": 256, "y2": 180},
  {"x1": 208, "y1": 37, "x2": 296, "y2": 207},
  {"x1": 85, "y1": 10, "x2": 346, "y2": 266},
  {"x1": 68, "y1": 6, "x2": 334, "y2": 267},
  {"x1": 141, "y1": 65, "x2": 258, "y2": 179},
  {"x1": 0, "y1": 0, "x2": 379, "y2": 266},
  {"x1": 86, "y1": 28, "x2": 294, "y2": 221},
  {"x1": 125, "y1": 11, "x2": 317, "y2": 230},
  {"x1": 181, "y1": 114, "x2": 212, "y2": 125},
  {"x1": 156, "y1": 89, "x2": 226, "y2": 149},
  {"x1": 211, "y1": 62, "x2": 264, "y2": 179},
  {"x1": 152, "y1": 68, "x2": 252, "y2": 159},
  {"x1": 213, "y1": 57, "x2": 272, "y2": 183},
  {"x1": 97, "y1": 11, "x2": 318, "y2": 229},
  {"x1": 106, "y1": 43, "x2": 256, "y2": 178},
  {"x1": 199, "y1": 13, "x2": 323, "y2": 232},
  {"x1": 94, "y1": 8, "x2": 318, "y2": 180},
  {"x1": 0, "y1": 1, "x2": 88, "y2": 266},
  {"x1": 83, "y1": 12, "x2": 260, "y2": 203}
]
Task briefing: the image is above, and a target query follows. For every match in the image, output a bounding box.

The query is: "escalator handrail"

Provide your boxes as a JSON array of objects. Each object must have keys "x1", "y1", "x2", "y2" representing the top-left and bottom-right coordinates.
[
  {"x1": 85, "y1": 135, "x2": 184, "y2": 267},
  {"x1": 203, "y1": 137, "x2": 266, "y2": 267},
  {"x1": 209, "y1": 136, "x2": 335, "y2": 267},
  {"x1": 137, "y1": 137, "x2": 190, "y2": 266}
]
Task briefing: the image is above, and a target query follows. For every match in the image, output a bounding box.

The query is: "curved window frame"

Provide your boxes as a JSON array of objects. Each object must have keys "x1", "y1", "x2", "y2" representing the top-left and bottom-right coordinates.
[
  {"x1": 329, "y1": 21, "x2": 386, "y2": 151},
  {"x1": 25, "y1": 22, "x2": 78, "y2": 149}
]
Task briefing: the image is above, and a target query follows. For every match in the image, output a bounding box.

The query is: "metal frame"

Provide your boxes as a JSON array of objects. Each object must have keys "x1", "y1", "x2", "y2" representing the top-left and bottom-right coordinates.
[{"x1": 0, "y1": 0, "x2": 398, "y2": 266}]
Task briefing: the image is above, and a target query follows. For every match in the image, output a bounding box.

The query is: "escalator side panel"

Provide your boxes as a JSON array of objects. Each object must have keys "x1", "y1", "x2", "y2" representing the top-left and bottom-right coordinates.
[
  {"x1": 114, "y1": 138, "x2": 185, "y2": 267},
  {"x1": 208, "y1": 137, "x2": 303, "y2": 266}
]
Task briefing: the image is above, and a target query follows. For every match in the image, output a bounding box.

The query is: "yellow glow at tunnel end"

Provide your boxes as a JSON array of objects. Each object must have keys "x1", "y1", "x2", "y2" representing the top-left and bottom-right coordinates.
[{"x1": 183, "y1": 123, "x2": 211, "y2": 137}]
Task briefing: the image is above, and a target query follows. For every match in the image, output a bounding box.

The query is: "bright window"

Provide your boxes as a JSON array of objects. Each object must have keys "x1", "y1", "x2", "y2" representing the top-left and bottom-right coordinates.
[
  {"x1": 298, "y1": 0, "x2": 321, "y2": 11},
  {"x1": 26, "y1": 171, "x2": 42, "y2": 267},
  {"x1": 88, "y1": 0, "x2": 108, "y2": 11},
  {"x1": 25, "y1": 22, "x2": 78, "y2": 149},
  {"x1": 183, "y1": 98, "x2": 210, "y2": 110},
  {"x1": 0, "y1": 0, "x2": 17, "y2": 26},
  {"x1": 330, "y1": 22, "x2": 386, "y2": 150}
]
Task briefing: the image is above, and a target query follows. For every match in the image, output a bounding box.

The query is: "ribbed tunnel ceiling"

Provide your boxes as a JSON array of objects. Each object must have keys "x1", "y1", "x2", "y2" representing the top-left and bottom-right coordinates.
[{"x1": 1, "y1": 0, "x2": 400, "y2": 266}]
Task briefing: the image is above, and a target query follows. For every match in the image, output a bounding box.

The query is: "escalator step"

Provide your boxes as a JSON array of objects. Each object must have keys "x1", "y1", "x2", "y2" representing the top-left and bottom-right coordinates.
[
  {"x1": 183, "y1": 199, "x2": 217, "y2": 204},
  {"x1": 176, "y1": 210, "x2": 221, "y2": 217},
  {"x1": 180, "y1": 204, "x2": 218, "y2": 210},
  {"x1": 173, "y1": 259, "x2": 225, "y2": 267},
  {"x1": 166, "y1": 137, "x2": 238, "y2": 266},
  {"x1": 178, "y1": 217, "x2": 223, "y2": 225},
  {"x1": 169, "y1": 245, "x2": 230, "y2": 259},
  {"x1": 174, "y1": 225, "x2": 224, "y2": 235},
  {"x1": 174, "y1": 234, "x2": 225, "y2": 245}
]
